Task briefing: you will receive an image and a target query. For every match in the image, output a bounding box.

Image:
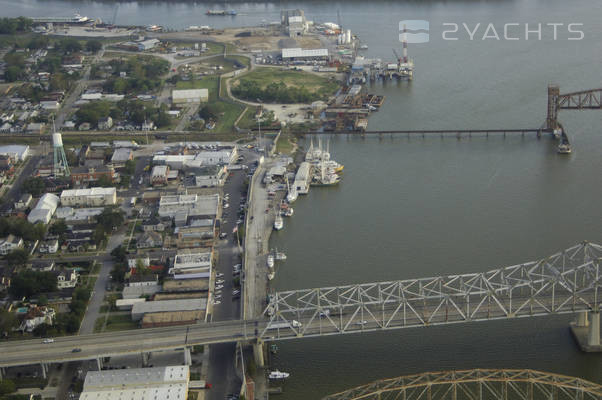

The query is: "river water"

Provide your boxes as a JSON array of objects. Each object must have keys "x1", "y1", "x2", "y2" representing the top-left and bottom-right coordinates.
[{"x1": 7, "y1": 0, "x2": 602, "y2": 397}]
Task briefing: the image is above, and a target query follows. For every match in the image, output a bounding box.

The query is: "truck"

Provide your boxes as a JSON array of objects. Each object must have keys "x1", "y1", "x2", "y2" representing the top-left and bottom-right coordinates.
[{"x1": 267, "y1": 320, "x2": 302, "y2": 329}]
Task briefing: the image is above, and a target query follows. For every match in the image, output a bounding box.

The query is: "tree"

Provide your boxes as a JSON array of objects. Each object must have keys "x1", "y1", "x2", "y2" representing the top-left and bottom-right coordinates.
[
  {"x1": 22, "y1": 177, "x2": 46, "y2": 196},
  {"x1": 124, "y1": 160, "x2": 137, "y2": 175},
  {"x1": 96, "y1": 175, "x2": 114, "y2": 188},
  {"x1": 49, "y1": 220, "x2": 68, "y2": 236},
  {"x1": 37, "y1": 294, "x2": 48, "y2": 306},
  {"x1": 0, "y1": 379, "x2": 16, "y2": 395},
  {"x1": 85, "y1": 40, "x2": 102, "y2": 53},
  {"x1": 4, "y1": 249, "x2": 29, "y2": 268},
  {"x1": 0, "y1": 309, "x2": 18, "y2": 337},
  {"x1": 10, "y1": 270, "x2": 57, "y2": 298},
  {"x1": 4, "y1": 66, "x2": 23, "y2": 82},
  {"x1": 96, "y1": 207, "x2": 124, "y2": 233}
]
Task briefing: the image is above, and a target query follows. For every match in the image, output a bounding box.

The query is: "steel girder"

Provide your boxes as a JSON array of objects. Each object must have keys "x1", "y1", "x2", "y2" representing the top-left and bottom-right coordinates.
[
  {"x1": 260, "y1": 242, "x2": 602, "y2": 340},
  {"x1": 557, "y1": 89, "x2": 602, "y2": 109},
  {"x1": 322, "y1": 369, "x2": 602, "y2": 400}
]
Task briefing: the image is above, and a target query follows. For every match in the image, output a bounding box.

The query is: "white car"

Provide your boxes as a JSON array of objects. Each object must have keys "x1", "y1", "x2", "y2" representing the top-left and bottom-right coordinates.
[
  {"x1": 355, "y1": 320, "x2": 368, "y2": 325},
  {"x1": 223, "y1": 203, "x2": 230, "y2": 209},
  {"x1": 42, "y1": 338, "x2": 54, "y2": 344},
  {"x1": 216, "y1": 279, "x2": 225, "y2": 284},
  {"x1": 215, "y1": 285, "x2": 224, "y2": 290},
  {"x1": 213, "y1": 300, "x2": 221, "y2": 305},
  {"x1": 215, "y1": 294, "x2": 222, "y2": 299}
]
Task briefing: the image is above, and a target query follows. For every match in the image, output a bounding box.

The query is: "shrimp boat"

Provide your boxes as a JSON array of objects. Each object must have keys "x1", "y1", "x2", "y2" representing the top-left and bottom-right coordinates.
[
  {"x1": 274, "y1": 215, "x2": 284, "y2": 230},
  {"x1": 285, "y1": 176, "x2": 298, "y2": 203},
  {"x1": 274, "y1": 251, "x2": 287, "y2": 261},
  {"x1": 281, "y1": 208, "x2": 294, "y2": 217}
]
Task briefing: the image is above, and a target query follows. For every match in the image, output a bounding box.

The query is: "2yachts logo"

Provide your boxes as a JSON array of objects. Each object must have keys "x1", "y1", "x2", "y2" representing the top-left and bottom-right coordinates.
[{"x1": 400, "y1": 21, "x2": 585, "y2": 42}]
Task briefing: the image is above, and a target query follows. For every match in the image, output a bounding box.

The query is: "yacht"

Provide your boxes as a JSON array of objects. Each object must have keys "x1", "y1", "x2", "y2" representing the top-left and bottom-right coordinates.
[
  {"x1": 269, "y1": 370, "x2": 290, "y2": 380},
  {"x1": 275, "y1": 251, "x2": 287, "y2": 261},
  {"x1": 267, "y1": 255, "x2": 274, "y2": 268},
  {"x1": 274, "y1": 215, "x2": 284, "y2": 230},
  {"x1": 286, "y1": 176, "x2": 298, "y2": 203}
]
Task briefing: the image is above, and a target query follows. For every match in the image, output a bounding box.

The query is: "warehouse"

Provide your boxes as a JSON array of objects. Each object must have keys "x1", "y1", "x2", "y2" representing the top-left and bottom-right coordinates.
[
  {"x1": 137, "y1": 38, "x2": 160, "y2": 51},
  {"x1": 60, "y1": 187, "x2": 117, "y2": 207},
  {"x1": 172, "y1": 88, "x2": 209, "y2": 104},
  {"x1": 80, "y1": 366, "x2": 189, "y2": 400},
  {"x1": 0, "y1": 145, "x2": 29, "y2": 162},
  {"x1": 282, "y1": 48, "x2": 329, "y2": 60},
  {"x1": 141, "y1": 310, "x2": 205, "y2": 327},
  {"x1": 151, "y1": 165, "x2": 169, "y2": 186},
  {"x1": 27, "y1": 193, "x2": 60, "y2": 224},
  {"x1": 158, "y1": 193, "x2": 219, "y2": 221},
  {"x1": 131, "y1": 298, "x2": 206, "y2": 321}
]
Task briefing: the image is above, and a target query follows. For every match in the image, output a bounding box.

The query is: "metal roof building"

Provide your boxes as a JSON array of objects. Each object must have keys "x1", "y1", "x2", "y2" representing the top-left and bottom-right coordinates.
[
  {"x1": 80, "y1": 366, "x2": 189, "y2": 400},
  {"x1": 172, "y1": 89, "x2": 209, "y2": 104},
  {"x1": 282, "y1": 48, "x2": 329, "y2": 59},
  {"x1": 131, "y1": 299, "x2": 206, "y2": 321}
]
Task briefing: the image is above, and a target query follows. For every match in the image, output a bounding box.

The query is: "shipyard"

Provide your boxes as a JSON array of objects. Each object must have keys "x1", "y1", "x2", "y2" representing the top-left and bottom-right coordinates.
[{"x1": 0, "y1": 2, "x2": 601, "y2": 400}]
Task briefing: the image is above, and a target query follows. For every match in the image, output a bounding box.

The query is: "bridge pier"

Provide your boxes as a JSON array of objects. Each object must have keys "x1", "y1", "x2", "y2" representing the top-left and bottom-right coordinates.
[
  {"x1": 142, "y1": 352, "x2": 151, "y2": 367},
  {"x1": 253, "y1": 340, "x2": 265, "y2": 368},
  {"x1": 588, "y1": 312, "x2": 600, "y2": 347},
  {"x1": 41, "y1": 363, "x2": 48, "y2": 379},
  {"x1": 570, "y1": 310, "x2": 601, "y2": 352},
  {"x1": 184, "y1": 347, "x2": 192, "y2": 366},
  {"x1": 96, "y1": 357, "x2": 103, "y2": 371}
]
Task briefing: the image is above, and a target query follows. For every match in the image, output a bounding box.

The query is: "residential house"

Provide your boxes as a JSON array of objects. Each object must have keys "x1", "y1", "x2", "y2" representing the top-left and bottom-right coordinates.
[
  {"x1": 55, "y1": 269, "x2": 78, "y2": 289},
  {"x1": 127, "y1": 256, "x2": 151, "y2": 270},
  {"x1": 38, "y1": 239, "x2": 59, "y2": 254},
  {"x1": 0, "y1": 234, "x2": 23, "y2": 255},
  {"x1": 137, "y1": 231, "x2": 163, "y2": 249},
  {"x1": 14, "y1": 193, "x2": 32, "y2": 210},
  {"x1": 18, "y1": 306, "x2": 55, "y2": 332},
  {"x1": 142, "y1": 217, "x2": 165, "y2": 232}
]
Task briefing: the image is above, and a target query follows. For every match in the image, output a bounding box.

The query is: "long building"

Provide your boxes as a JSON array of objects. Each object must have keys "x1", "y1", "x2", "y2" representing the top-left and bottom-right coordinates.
[
  {"x1": 80, "y1": 366, "x2": 189, "y2": 400},
  {"x1": 27, "y1": 193, "x2": 60, "y2": 224},
  {"x1": 60, "y1": 187, "x2": 117, "y2": 207}
]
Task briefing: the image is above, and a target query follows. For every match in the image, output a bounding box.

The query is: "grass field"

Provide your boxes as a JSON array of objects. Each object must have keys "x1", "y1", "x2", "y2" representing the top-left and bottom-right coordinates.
[
  {"x1": 176, "y1": 76, "x2": 219, "y2": 99},
  {"x1": 94, "y1": 313, "x2": 138, "y2": 333},
  {"x1": 233, "y1": 67, "x2": 339, "y2": 93}
]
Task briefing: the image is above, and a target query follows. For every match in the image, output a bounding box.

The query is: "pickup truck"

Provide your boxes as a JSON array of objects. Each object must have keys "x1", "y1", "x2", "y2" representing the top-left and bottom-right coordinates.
[{"x1": 267, "y1": 320, "x2": 302, "y2": 329}]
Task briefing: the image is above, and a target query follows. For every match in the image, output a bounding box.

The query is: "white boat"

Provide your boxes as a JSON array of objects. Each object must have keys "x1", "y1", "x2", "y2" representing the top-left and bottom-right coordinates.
[
  {"x1": 269, "y1": 370, "x2": 290, "y2": 379},
  {"x1": 274, "y1": 215, "x2": 284, "y2": 230},
  {"x1": 275, "y1": 252, "x2": 287, "y2": 261},
  {"x1": 360, "y1": 44, "x2": 369, "y2": 50},
  {"x1": 286, "y1": 176, "x2": 298, "y2": 203},
  {"x1": 557, "y1": 143, "x2": 571, "y2": 154},
  {"x1": 268, "y1": 270, "x2": 275, "y2": 280},
  {"x1": 282, "y1": 208, "x2": 294, "y2": 217},
  {"x1": 267, "y1": 255, "x2": 274, "y2": 268}
]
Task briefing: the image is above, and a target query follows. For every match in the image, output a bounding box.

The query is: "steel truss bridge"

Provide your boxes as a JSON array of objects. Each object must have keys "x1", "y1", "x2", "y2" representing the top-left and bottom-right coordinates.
[
  {"x1": 322, "y1": 369, "x2": 602, "y2": 400},
  {"x1": 260, "y1": 242, "x2": 602, "y2": 340},
  {"x1": 0, "y1": 242, "x2": 600, "y2": 369}
]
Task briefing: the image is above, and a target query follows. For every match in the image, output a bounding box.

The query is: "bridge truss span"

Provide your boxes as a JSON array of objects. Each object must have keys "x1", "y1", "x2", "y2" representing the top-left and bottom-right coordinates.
[
  {"x1": 322, "y1": 369, "x2": 602, "y2": 400},
  {"x1": 261, "y1": 242, "x2": 602, "y2": 340}
]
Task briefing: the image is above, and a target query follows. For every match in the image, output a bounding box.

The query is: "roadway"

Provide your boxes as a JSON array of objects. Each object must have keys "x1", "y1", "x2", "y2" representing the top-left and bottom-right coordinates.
[{"x1": 0, "y1": 293, "x2": 598, "y2": 368}]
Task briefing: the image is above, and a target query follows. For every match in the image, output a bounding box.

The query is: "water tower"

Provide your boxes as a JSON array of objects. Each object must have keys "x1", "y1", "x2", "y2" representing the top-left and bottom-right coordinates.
[{"x1": 52, "y1": 132, "x2": 70, "y2": 177}]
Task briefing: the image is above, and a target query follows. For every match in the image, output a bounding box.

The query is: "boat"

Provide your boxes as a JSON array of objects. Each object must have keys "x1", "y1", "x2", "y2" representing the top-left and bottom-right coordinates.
[
  {"x1": 267, "y1": 270, "x2": 275, "y2": 280},
  {"x1": 360, "y1": 44, "x2": 369, "y2": 50},
  {"x1": 206, "y1": 10, "x2": 237, "y2": 16},
  {"x1": 282, "y1": 208, "x2": 294, "y2": 217},
  {"x1": 274, "y1": 215, "x2": 284, "y2": 230},
  {"x1": 269, "y1": 370, "x2": 290, "y2": 380},
  {"x1": 286, "y1": 176, "x2": 298, "y2": 203},
  {"x1": 557, "y1": 143, "x2": 572, "y2": 154},
  {"x1": 267, "y1": 255, "x2": 274, "y2": 268},
  {"x1": 275, "y1": 252, "x2": 287, "y2": 261},
  {"x1": 270, "y1": 344, "x2": 279, "y2": 354}
]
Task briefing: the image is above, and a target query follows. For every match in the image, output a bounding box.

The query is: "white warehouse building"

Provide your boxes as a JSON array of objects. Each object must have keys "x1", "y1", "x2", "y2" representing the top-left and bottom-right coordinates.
[
  {"x1": 172, "y1": 89, "x2": 209, "y2": 104},
  {"x1": 27, "y1": 193, "x2": 60, "y2": 224},
  {"x1": 60, "y1": 187, "x2": 117, "y2": 207}
]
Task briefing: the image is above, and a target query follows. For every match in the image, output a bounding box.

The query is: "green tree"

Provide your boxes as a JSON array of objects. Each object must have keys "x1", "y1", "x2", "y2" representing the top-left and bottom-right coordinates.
[
  {"x1": 0, "y1": 309, "x2": 18, "y2": 337},
  {"x1": 49, "y1": 220, "x2": 68, "y2": 236},
  {"x1": 124, "y1": 159, "x2": 136, "y2": 175},
  {"x1": 96, "y1": 207, "x2": 124, "y2": 232},
  {"x1": 9, "y1": 270, "x2": 57, "y2": 298},
  {"x1": 4, "y1": 249, "x2": 30, "y2": 268},
  {"x1": 0, "y1": 379, "x2": 16, "y2": 395},
  {"x1": 22, "y1": 177, "x2": 46, "y2": 196},
  {"x1": 85, "y1": 40, "x2": 102, "y2": 53},
  {"x1": 4, "y1": 66, "x2": 23, "y2": 82}
]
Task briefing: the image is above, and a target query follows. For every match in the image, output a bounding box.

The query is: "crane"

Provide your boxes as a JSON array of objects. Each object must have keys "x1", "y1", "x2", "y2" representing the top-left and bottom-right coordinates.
[{"x1": 392, "y1": 48, "x2": 402, "y2": 66}]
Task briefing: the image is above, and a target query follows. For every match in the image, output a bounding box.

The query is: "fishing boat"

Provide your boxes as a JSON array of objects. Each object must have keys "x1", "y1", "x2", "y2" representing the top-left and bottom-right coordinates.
[
  {"x1": 275, "y1": 251, "x2": 287, "y2": 261},
  {"x1": 270, "y1": 344, "x2": 279, "y2": 354},
  {"x1": 360, "y1": 44, "x2": 369, "y2": 50},
  {"x1": 282, "y1": 208, "x2": 294, "y2": 217},
  {"x1": 274, "y1": 215, "x2": 284, "y2": 230},
  {"x1": 268, "y1": 270, "x2": 275, "y2": 280},
  {"x1": 267, "y1": 255, "x2": 274, "y2": 268},
  {"x1": 269, "y1": 370, "x2": 290, "y2": 380}
]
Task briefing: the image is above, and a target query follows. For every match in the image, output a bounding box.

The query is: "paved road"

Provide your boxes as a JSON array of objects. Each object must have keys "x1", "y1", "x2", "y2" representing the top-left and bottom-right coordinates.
[
  {"x1": 0, "y1": 294, "x2": 598, "y2": 368},
  {"x1": 79, "y1": 232, "x2": 125, "y2": 334},
  {"x1": 1, "y1": 155, "x2": 42, "y2": 204}
]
